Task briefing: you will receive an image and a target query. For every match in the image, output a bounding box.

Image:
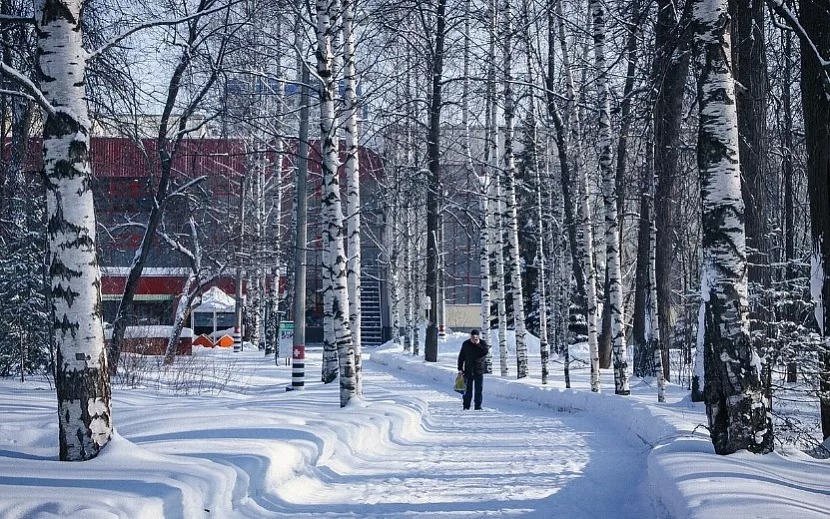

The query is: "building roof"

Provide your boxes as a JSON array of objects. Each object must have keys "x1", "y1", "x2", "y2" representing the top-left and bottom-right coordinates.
[{"x1": 8, "y1": 136, "x2": 384, "y2": 181}]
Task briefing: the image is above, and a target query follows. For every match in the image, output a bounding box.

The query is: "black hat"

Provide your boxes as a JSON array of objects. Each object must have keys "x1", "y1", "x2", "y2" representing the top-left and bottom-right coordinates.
[{"x1": 470, "y1": 329, "x2": 480, "y2": 336}]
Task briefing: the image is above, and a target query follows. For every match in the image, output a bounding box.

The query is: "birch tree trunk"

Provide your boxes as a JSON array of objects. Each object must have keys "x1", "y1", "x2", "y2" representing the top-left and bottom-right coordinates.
[
  {"x1": 342, "y1": 0, "x2": 362, "y2": 394},
  {"x1": 493, "y1": 173, "x2": 509, "y2": 377},
  {"x1": 556, "y1": 0, "x2": 599, "y2": 392},
  {"x1": 520, "y1": 5, "x2": 548, "y2": 380},
  {"x1": 266, "y1": 77, "x2": 285, "y2": 357},
  {"x1": 693, "y1": 0, "x2": 773, "y2": 454},
  {"x1": 165, "y1": 272, "x2": 197, "y2": 365},
  {"x1": 316, "y1": 0, "x2": 355, "y2": 400},
  {"x1": 500, "y1": 0, "x2": 527, "y2": 379},
  {"x1": 37, "y1": 0, "x2": 112, "y2": 461},
  {"x1": 163, "y1": 215, "x2": 202, "y2": 366},
  {"x1": 578, "y1": 150, "x2": 600, "y2": 393},
  {"x1": 462, "y1": 0, "x2": 491, "y2": 351},
  {"x1": 532, "y1": 123, "x2": 550, "y2": 384},
  {"x1": 403, "y1": 205, "x2": 414, "y2": 354},
  {"x1": 650, "y1": 181, "x2": 666, "y2": 403},
  {"x1": 645, "y1": 129, "x2": 666, "y2": 402},
  {"x1": 250, "y1": 149, "x2": 265, "y2": 351},
  {"x1": 590, "y1": 0, "x2": 628, "y2": 394},
  {"x1": 546, "y1": 0, "x2": 585, "y2": 317},
  {"x1": 485, "y1": 0, "x2": 507, "y2": 376}
]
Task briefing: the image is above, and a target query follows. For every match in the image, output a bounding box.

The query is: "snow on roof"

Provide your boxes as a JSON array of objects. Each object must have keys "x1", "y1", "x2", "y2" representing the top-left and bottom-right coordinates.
[{"x1": 192, "y1": 286, "x2": 236, "y2": 313}]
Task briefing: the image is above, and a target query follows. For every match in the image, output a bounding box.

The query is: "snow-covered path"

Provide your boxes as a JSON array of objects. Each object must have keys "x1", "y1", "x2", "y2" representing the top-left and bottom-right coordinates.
[
  {"x1": 267, "y1": 363, "x2": 656, "y2": 518},
  {"x1": 4, "y1": 338, "x2": 829, "y2": 518}
]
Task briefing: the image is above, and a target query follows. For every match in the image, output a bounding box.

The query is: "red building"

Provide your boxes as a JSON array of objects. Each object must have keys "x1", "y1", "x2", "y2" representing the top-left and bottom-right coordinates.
[{"x1": 14, "y1": 136, "x2": 387, "y2": 345}]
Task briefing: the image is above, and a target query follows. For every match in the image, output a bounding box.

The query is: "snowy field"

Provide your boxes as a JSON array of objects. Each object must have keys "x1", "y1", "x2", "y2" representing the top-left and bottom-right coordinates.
[{"x1": 0, "y1": 331, "x2": 828, "y2": 518}]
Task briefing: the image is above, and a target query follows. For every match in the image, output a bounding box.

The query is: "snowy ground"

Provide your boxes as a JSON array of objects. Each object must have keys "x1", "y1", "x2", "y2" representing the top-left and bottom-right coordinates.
[{"x1": 0, "y1": 331, "x2": 828, "y2": 518}]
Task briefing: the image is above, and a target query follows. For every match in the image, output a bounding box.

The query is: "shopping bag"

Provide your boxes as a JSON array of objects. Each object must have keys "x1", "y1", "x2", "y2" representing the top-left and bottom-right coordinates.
[{"x1": 453, "y1": 373, "x2": 466, "y2": 394}]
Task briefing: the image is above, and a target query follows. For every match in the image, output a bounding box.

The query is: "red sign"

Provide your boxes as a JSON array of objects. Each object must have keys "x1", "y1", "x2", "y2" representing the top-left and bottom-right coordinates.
[{"x1": 293, "y1": 345, "x2": 305, "y2": 360}]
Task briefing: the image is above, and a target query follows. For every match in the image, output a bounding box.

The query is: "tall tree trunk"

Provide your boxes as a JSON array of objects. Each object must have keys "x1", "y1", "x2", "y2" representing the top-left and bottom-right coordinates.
[
  {"x1": 266, "y1": 77, "x2": 285, "y2": 357},
  {"x1": 461, "y1": 0, "x2": 492, "y2": 351},
  {"x1": 546, "y1": 0, "x2": 584, "y2": 305},
  {"x1": 424, "y1": 0, "x2": 447, "y2": 363},
  {"x1": 654, "y1": 0, "x2": 692, "y2": 392},
  {"x1": 797, "y1": 0, "x2": 830, "y2": 440},
  {"x1": 782, "y1": 27, "x2": 794, "y2": 281},
  {"x1": 342, "y1": 0, "x2": 362, "y2": 394},
  {"x1": 316, "y1": 0, "x2": 354, "y2": 397},
  {"x1": 501, "y1": 0, "x2": 528, "y2": 379},
  {"x1": 693, "y1": 0, "x2": 773, "y2": 454},
  {"x1": 591, "y1": 0, "x2": 628, "y2": 394},
  {"x1": 649, "y1": 157, "x2": 666, "y2": 403},
  {"x1": 108, "y1": 3, "x2": 222, "y2": 372},
  {"x1": 163, "y1": 215, "x2": 202, "y2": 366},
  {"x1": 556, "y1": 0, "x2": 599, "y2": 392},
  {"x1": 730, "y1": 0, "x2": 768, "y2": 287},
  {"x1": 486, "y1": 0, "x2": 507, "y2": 375},
  {"x1": 632, "y1": 160, "x2": 652, "y2": 377},
  {"x1": 37, "y1": 0, "x2": 112, "y2": 460}
]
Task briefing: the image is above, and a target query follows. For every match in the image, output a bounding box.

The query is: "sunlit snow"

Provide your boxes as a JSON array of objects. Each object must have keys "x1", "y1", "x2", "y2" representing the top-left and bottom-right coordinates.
[{"x1": 1, "y1": 332, "x2": 828, "y2": 518}]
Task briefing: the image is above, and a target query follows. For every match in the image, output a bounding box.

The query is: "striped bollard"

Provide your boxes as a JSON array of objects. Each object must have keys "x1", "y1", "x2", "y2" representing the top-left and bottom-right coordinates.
[
  {"x1": 289, "y1": 345, "x2": 305, "y2": 390},
  {"x1": 232, "y1": 328, "x2": 242, "y2": 352}
]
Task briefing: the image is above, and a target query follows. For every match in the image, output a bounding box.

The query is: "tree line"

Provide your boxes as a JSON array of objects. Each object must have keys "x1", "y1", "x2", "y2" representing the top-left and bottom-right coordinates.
[{"x1": 0, "y1": 0, "x2": 827, "y2": 460}]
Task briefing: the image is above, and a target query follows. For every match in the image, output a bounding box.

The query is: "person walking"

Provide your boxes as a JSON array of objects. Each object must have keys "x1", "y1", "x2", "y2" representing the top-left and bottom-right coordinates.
[{"x1": 457, "y1": 329, "x2": 489, "y2": 410}]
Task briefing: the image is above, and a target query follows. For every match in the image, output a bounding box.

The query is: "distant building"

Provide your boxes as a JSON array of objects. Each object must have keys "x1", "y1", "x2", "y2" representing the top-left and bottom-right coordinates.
[{"x1": 11, "y1": 136, "x2": 389, "y2": 346}]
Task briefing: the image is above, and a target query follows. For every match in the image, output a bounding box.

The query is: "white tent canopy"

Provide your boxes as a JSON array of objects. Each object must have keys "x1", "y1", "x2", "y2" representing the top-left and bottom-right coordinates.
[
  {"x1": 192, "y1": 286, "x2": 235, "y2": 314},
  {"x1": 191, "y1": 287, "x2": 236, "y2": 341}
]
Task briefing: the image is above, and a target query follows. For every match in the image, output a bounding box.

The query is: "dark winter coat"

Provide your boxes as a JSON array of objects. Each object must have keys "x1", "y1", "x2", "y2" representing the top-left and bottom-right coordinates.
[{"x1": 457, "y1": 338, "x2": 490, "y2": 375}]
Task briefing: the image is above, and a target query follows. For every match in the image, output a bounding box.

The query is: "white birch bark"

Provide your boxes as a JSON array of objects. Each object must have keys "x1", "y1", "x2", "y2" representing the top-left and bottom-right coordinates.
[
  {"x1": 461, "y1": 0, "x2": 491, "y2": 347},
  {"x1": 38, "y1": 0, "x2": 112, "y2": 460},
  {"x1": 556, "y1": 0, "x2": 599, "y2": 392},
  {"x1": 342, "y1": 0, "x2": 362, "y2": 394},
  {"x1": 484, "y1": 0, "x2": 507, "y2": 376},
  {"x1": 648, "y1": 189, "x2": 665, "y2": 402},
  {"x1": 693, "y1": 0, "x2": 773, "y2": 454},
  {"x1": 412, "y1": 210, "x2": 423, "y2": 358},
  {"x1": 501, "y1": 0, "x2": 527, "y2": 379},
  {"x1": 578, "y1": 157, "x2": 600, "y2": 393},
  {"x1": 493, "y1": 174, "x2": 509, "y2": 377},
  {"x1": 267, "y1": 77, "x2": 285, "y2": 357},
  {"x1": 386, "y1": 194, "x2": 402, "y2": 349},
  {"x1": 316, "y1": 0, "x2": 355, "y2": 403},
  {"x1": 250, "y1": 146, "x2": 265, "y2": 351},
  {"x1": 591, "y1": 0, "x2": 628, "y2": 394},
  {"x1": 402, "y1": 205, "x2": 414, "y2": 353},
  {"x1": 165, "y1": 272, "x2": 196, "y2": 365},
  {"x1": 525, "y1": 98, "x2": 549, "y2": 383}
]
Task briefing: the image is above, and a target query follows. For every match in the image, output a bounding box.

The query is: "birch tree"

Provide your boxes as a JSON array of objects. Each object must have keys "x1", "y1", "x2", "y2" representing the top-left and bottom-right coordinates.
[
  {"x1": 38, "y1": 0, "x2": 111, "y2": 461},
  {"x1": 553, "y1": 0, "x2": 599, "y2": 391},
  {"x1": 316, "y1": 0, "x2": 356, "y2": 405},
  {"x1": 500, "y1": 0, "x2": 527, "y2": 379},
  {"x1": 590, "y1": 0, "x2": 628, "y2": 394},
  {"x1": 486, "y1": 0, "x2": 508, "y2": 376},
  {"x1": 693, "y1": 0, "x2": 773, "y2": 454},
  {"x1": 342, "y1": 0, "x2": 362, "y2": 393}
]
